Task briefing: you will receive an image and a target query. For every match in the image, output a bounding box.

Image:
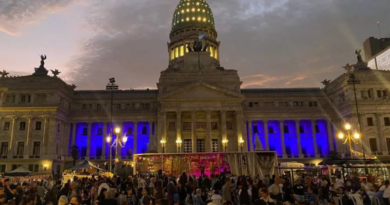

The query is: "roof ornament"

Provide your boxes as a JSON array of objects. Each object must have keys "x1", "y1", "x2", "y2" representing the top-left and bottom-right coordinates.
[
  {"x1": 355, "y1": 49, "x2": 363, "y2": 63},
  {"x1": 0, "y1": 70, "x2": 9, "y2": 78},
  {"x1": 321, "y1": 79, "x2": 331, "y2": 86},
  {"x1": 33, "y1": 54, "x2": 49, "y2": 76},
  {"x1": 342, "y1": 63, "x2": 353, "y2": 73},
  {"x1": 51, "y1": 69, "x2": 61, "y2": 77}
]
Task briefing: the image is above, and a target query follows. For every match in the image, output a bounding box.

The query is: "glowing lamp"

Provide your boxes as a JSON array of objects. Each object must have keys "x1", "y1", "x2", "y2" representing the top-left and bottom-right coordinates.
[
  {"x1": 338, "y1": 132, "x2": 344, "y2": 139},
  {"x1": 122, "y1": 136, "x2": 128, "y2": 143},
  {"x1": 160, "y1": 139, "x2": 166, "y2": 144},
  {"x1": 353, "y1": 132, "x2": 360, "y2": 139},
  {"x1": 114, "y1": 127, "x2": 121, "y2": 134},
  {"x1": 106, "y1": 136, "x2": 112, "y2": 143},
  {"x1": 344, "y1": 123, "x2": 351, "y2": 130}
]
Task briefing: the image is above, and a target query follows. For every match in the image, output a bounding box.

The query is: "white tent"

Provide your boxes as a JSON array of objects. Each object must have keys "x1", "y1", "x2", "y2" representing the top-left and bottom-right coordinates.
[{"x1": 4, "y1": 166, "x2": 32, "y2": 176}]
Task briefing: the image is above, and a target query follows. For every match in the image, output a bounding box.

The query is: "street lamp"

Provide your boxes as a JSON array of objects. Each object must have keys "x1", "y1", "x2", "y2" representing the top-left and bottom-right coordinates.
[
  {"x1": 347, "y1": 73, "x2": 365, "y2": 159},
  {"x1": 106, "y1": 127, "x2": 128, "y2": 174},
  {"x1": 239, "y1": 138, "x2": 245, "y2": 152},
  {"x1": 176, "y1": 139, "x2": 182, "y2": 153},
  {"x1": 222, "y1": 139, "x2": 228, "y2": 152},
  {"x1": 160, "y1": 139, "x2": 166, "y2": 153},
  {"x1": 338, "y1": 123, "x2": 360, "y2": 158}
]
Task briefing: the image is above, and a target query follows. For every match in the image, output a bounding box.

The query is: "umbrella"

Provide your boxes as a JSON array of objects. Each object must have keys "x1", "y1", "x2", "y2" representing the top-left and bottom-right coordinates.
[{"x1": 4, "y1": 166, "x2": 31, "y2": 176}]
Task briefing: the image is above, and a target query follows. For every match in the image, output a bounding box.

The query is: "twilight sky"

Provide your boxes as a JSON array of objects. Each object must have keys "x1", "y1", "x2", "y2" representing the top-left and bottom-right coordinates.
[{"x1": 0, "y1": 0, "x2": 389, "y2": 90}]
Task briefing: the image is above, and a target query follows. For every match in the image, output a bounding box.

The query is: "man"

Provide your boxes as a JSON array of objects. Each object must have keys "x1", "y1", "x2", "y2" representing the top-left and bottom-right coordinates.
[
  {"x1": 222, "y1": 178, "x2": 232, "y2": 202},
  {"x1": 268, "y1": 177, "x2": 284, "y2": 203},
  {"x1": 70, "y1": 196, "x2": 82, "y2": 205},
  {"x1": 361, "y1": 178, "x2": 373, "y2": 191}
]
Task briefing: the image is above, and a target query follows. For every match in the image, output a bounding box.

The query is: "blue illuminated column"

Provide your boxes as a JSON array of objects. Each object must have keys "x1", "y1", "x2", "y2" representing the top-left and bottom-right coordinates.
[
  {"x1": 264, "y1": 120, "x2": 269, "y2": 150},
  {"x1": 279, "y1": 120, "x2": 286, "y2": 157},
  {"x1": 311, "y1": 120, "x2": 318, "y2": 157},
  {"x1": 248, "y1": 120, "x2": 253, "y2": 151},
  {"x1": 102, "y1": 122, "x2": 107, "y2": 159},
  {"x1": 118, "y1": 122, "x2": 123, "y2": 158},
  {"x1": 86, "y1": 122, "x2": 91, "y2": 159},
  {"x1": 72, "y1": 122, "x2": 77, "y2": 146},
  {"x1": 327, "y1": 120, "x2": 334, "y2": 151},
  {"x1": 295, "y1": 120, "x2": 302, "y2": 157},
  {"x1": 133, "y1": 121, "x2": 138, "y2": 155}
]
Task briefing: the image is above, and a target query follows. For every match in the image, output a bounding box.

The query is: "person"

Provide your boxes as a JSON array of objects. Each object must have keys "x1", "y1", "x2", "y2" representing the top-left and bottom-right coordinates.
[
  {"x1": 100, "y1": 189, "x2": 117, "y2": 205},
  {"x1": 211, "y1": 190, "x2": 223, "y2": 205},
  {"x1": 20, "y1": 194, "x2": 37, "y2": 205},
  {"x1": 123, "y1": 188, "x2": 136, "y2": 205},
  {"x1": 254, "y1": 188, "x2": 274, "y2": 205},
  {"x1": 4, "y1": 179, "x2": 16, "y2": 201},
  {"x1": 222, "y1": 178, "x2": 232, "y2": 203},
  {"x1": 58, "y1": 195, "x2": 68, "y2": 205},
  {"x1": 268, "y1": 177, "x2": 283, "y2": 203},
  {"x1": 70, "y1": 196, "x2": 82, "y2": 205},
  {"x1": 293, "y1": 179, "x2": 305, "y2": 203},
  {"x1": 305, "y1": 186, "x2": 317, "y2": 205},
  {"x1": 193, "y1": 188, "x2": 204, "y2": 205},
  {"x1": 380, "y1": 180, "x2": 390, "y2": 205},
  {"x1": 239, "y1": 185, "x2": 250, "y2": 205}
]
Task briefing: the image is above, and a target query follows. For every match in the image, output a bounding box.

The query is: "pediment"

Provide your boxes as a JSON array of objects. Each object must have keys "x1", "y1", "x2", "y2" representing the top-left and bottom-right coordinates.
[{"x1": 160, "y1": 82, "x2": 243, "y2": 100}]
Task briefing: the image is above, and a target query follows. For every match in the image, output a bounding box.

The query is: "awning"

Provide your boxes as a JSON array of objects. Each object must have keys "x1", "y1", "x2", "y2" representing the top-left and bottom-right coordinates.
[
  {"x1": 69, "y1": 160, "x2": 105, "y2": 171},
  {"x1": 4, "y1": 166, "x2": 32, "y2": 176}
]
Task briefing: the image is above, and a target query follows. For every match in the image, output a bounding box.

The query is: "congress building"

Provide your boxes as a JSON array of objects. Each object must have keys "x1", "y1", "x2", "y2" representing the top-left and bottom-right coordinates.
[{"x1": 0, "y1": 0, "x2": 389, "y2": 176}]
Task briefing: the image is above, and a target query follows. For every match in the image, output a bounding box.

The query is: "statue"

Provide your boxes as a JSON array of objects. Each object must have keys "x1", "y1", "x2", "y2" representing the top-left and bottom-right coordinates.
[
  {"x1": 147, "y1": 135, "x2": 157, "y2": 152},
  {"x1": 321, "y1": 79, "x2": 331, "y2": 86},
  {"x1": 191, "y1": 33, "x2": 207, "y2": 52},
  {"x1": 71, "y1": 84, "x2": 77, "y2": 89},
  {"x1": 50, "y1": 69, "x2": 60, "y2": 77},
  {"x1": 254, "y1": 133, "x2": 264, "y2": 151},
  {"x1": 0, "y1": 70, "x2": 9, "y2": 78},
  {"x1": 355, "y1": 49, "x2": 363, "y2": 63},
  {"x1": 342, "y1": 63, "x2": 353, "y2": 72},
  {"x1": 40, "y1": 55, "x2": 47, "y2": 67}
]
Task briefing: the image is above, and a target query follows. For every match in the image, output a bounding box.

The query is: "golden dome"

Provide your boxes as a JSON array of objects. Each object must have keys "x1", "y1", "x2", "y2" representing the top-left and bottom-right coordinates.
[{"x1": 171, "y1": 0, "x2": 215, "y2": 32}]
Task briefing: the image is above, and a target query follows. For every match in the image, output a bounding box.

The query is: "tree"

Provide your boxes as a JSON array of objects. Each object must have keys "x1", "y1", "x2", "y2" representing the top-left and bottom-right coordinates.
[{"x1": 70, "y1": 145, "x2": 80, "y2": 166}]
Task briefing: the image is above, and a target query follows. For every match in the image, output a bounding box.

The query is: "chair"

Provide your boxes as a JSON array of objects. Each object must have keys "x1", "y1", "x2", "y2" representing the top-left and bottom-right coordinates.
[{"x1": 350, "y1": 194, "x2": 363, "y2": 205}]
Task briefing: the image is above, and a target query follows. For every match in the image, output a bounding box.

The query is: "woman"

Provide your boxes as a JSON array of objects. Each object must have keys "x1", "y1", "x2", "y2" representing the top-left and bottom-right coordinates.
[
  {"x1": 254, "y1": 188, "x2": 274, "y2": 205},
  {"x1": 380, "y1": 180, "x2": 390, "y2": 205},
  {"x1": 58, "y1": 195, "x2": 68, "y2": 205},
  {"x1": 100, "y1": 189, "x2": 117, "y2": 205},
  {"x1": 96, "y1": 188, "x2": 107, "y2": 205},
  {"x1": 239, "y1": 185, "x2": 250, "y2": 205},
  {"x1": 192, "y1": 188, "x2": 205, "y2": 205},
  {"x1": 167, "y1": 181, "x2": 178, "y2": 205},
  {"x1": 154, "y1": 180, "x2": 164, "y2": 205}
]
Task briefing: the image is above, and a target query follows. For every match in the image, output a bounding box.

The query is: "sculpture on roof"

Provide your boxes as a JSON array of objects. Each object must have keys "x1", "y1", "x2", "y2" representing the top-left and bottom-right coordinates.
[
  {"x1": 254, "y1": 133, "x2": 264, "y2": 151},
  {"x1": 189, "y1": 33, "x2": 209, "y2": 52},
  {"x1": 0, "y1": 70, "x2": 9, "y2": 78},
  {"x1": 40, "y1": 55, "x2": 47, "y2": 67},
  {"x1": 51, "y1": 69, "x2": 60, "y2": 77},
  {"x1": 71, "y1": 84, "x2": 77, "y2": 89},
  {"x1": 321, "y1": 79, "x2": 331, "y2": 86},
  {"x1": 355, "y1": 49, "x2": 363, "y2": 63},
  {"x1": 342, "y1": 63, "x2": 353, "y2": 72}
]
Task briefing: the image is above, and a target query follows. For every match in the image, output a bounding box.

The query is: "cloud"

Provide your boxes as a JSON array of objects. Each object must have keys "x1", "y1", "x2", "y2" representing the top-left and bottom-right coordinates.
[
  {"x1": 69, "y1": 0, "x2": 390, "y2": 89},
  {"x1": 0, "y1": 0, "x2": 75, "y2": 36}
]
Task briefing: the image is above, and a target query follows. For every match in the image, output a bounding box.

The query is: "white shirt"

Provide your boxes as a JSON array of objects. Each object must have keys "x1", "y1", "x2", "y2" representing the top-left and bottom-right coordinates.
[{"x1": 381, "y1": 185, "x2": 390, "y2": 198}]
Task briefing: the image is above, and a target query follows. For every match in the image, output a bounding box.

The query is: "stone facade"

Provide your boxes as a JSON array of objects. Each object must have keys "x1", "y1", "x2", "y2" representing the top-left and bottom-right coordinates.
[{"x1": 1, "y1": 0, "x2": 390, "y2": 174}]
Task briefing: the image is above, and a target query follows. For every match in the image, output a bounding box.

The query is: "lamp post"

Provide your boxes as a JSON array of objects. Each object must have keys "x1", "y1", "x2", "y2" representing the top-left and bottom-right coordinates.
[
  {"x1": 106, "y1": 77, "x2": 119, "y2": 173},
  {"x1": 222, "y1": 139, "x2": 228, "y2": 152},
  {"x1": 106, "y1": 127, "x2": 128, "y2": 174},
  {"x1": 176, "y1": 139, "x2": 182, "y2": 153},
  {"x1": 160, "y1": 139, "x2": 166, "y2": 153},
  {"x1": 239, "y1": 138, "x2": 245, "y2": 152},
  {"x1": 338, "y1": 123, "x2": 360, "y2": 158},
  {"x1": 347, "y1": 73, "x2": 365, "y2": 160}
]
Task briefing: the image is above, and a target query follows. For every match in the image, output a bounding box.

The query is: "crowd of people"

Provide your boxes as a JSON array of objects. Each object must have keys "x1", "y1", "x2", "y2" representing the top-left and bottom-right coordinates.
[{"x1": 0, "y1": 172, "x2": 388, "y2": 205}]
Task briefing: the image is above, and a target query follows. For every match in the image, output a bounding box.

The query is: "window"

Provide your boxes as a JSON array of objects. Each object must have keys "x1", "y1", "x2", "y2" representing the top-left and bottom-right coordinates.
[
  {"x1": 299, "y1": 126, "x2": 304, "y2": 133},
  {"x1": 384, "y1": 90, "x2": 389, "y2": 97},
  {"x1": 315, "y1": 125, "x2": 320, "y2": 133},
  {"x1": 196, "y1": 123, "x2": 206, "y2": 130},
  {"x1": 116, "y1": 104, "x2": 121, "y2": 109},
  {"x1": 268, "y1": 126, "x2": 274, "y2": 134},
  {"x1": 377, "y1": 90, "x2": 382, "y2": 98},
  {"x1": 293, "y1": 101, "x2": 299, "y2": 107},
  {"x1": 3, "y1": 122, "x2": 10, "y2": 130},
  {"x1": 361, "y1": 90, "x2": 367, "y2": 99},
  {"x1": 368, "y1": 90, "x2": 372, "y2": 98},
  {"x1": 127, "y1": 128, "x2": 133, "y2": 135},
  {"x1": 264, "y1": 102, "x2": 274, "y2": 107},
  {"x1": 212, "y1": 139, "x2": 218, "y2": 152},
  {"x1": 309, "y1": 101, "x2": 317, "y2": 107},
  {"x1": 1, "y1": 143, "x2": 8, "y2": 156},
  {"x1": 302, "y1": 148, "x2": 307, "y2": 155},
  {"x1": 168, "y1": 122, "x2": 176, "y2": 131},
  {"x1": 211, "y1": 122, "x2": 218, "y2": 130},
  {"x1": 385, "y1": 118, "x2": 390, "y2": 126},
  {"x1": 97, "y1": 104, "x2": 102, "y2": 110},
  {"x1": 226, "y1": 122, "x2": 233, "y2": 130},
  {"x1": 17, "y1": 142, "x2": 24, "y2": 156},
  {"x1": 183, "y1": 122, "x2": 191, "y2": 130},
  {"x1": 197, "y1": 139, "x2": 205, "y2": 152},
  {"x1": 19, "y1": 122, "x2": 26, "y2": 130},
  {"x1": 97, "y1": 128, "x2": 103, "y2": 135},
  {"x1": 183, "y1": 139, "x2": 192, "y2": 153},
  {"x1": 33, "y1": 142, "x2": 40, "y2": 156},
  {"x1": 20, "y1": 94, "x2": 31, "y2": 103},
  {"x1": 141, "y1": 126, "x2": 147, "y2": 134},
  {"x1": 249, "y1": 102, "x2": 253, "y2": 107},
  {"x1": 387, "y1": 139, "x2": 390, "y2": 153},
  {"x1": 5, "y1": 95, "x2": 15, "y2": 103},
  {"x1": 253, "y1": 126, "x2": 258, "y2": 133},
  {"x1": 285, "y1": 147, "x2": 291, "y2": 155},
  {"x1": 35, "y1": 121, "x2": 42, "y2": 130},
  {"x1": 283, "y1": 125, "x2": 289, "y2": 133},
  {"x1": 369, "y1": 138, "x2": 378, "y2": 152},
  {"x1": 367, "y1": 117, "x2": 374, "y2": 126},
  {"x1": 0, "y1": 165, "x2": 5, "y2": 173},
  {"x1": 82, "y1": 104, "x2": 86, "y2": 109},
  {"x1": 82, "y1": 127, "x2": 88, "y2": 135}
]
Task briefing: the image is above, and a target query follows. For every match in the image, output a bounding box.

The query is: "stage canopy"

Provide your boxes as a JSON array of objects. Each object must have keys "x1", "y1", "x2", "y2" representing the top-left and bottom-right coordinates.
[
  {"x1": 4, "y1": 166, "x2": 32, "y2": 176},
  {"x1": 69, "y1": 160, "x2": 105, "y2": 171}
]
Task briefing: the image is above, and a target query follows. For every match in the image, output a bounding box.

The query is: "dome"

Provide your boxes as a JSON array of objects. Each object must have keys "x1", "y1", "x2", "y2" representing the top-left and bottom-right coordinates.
[{"x1": 171, "y1": 0, "x2": 215, "y2": 33}]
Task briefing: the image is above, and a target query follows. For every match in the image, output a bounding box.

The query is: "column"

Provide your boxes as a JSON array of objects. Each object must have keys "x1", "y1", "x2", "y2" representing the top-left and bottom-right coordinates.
[
  {"x1": 264, "y1": 120, "x2": 269, "y2": 150},
  {"x1": 149, "y1": 121, "x2": 153, "y2": 150},
  {"x1": 206, "y1": 111, "x2": 212, "y2": 152},
  {"x1": 86, "y1": 122, "x2": 92, "y2": 159},
  {"x1": 191, "y1": 111, "x2": 196, "y2": 153},
  {"x1": 133, "y1": 121, "x2": 138, "y2": 155},
  {"x1": 72, "y1": 122, "x2": 77, "y2": 146},
  {"x1": 102, "y1": 122, "x2": 107, "y2": 159},
  {"x1": 295, "y1": 120, "x2": 302, "y2": 157},
  {"x1": 157, "y1": 112, "x2": 166, "y2": 153},
  {"x1": 25, "y1": 117, "x2": 33, "y2": 157},
  {"x1": 248, "y1": 120, "x2": 253, "y2": 151},
  {"x1": 327, "y1": 120, "x2": 334, "y2": 151},
  {"x1": 376, "y1": 114, "x2": 386, "y2": 153},
  {"x1": 235, "y1": 111, "x2": 244, "y2": 151},
  {"x1": 9, "y1": 117, "x2": 17, "y2": 157},
  {"x1": 118, "y1": 121, "x2": 123, "y2": 158},
  {"x1": 311, "y1": 119, "x2": 318, "y2": 156},
  {"x1": 359, "y1": 115, "x2": 367, "y2": 155},
  {"x1": 176, "y1": 111, "x2": 182, "y2": 152},
  {"x1": 0, "y1": 92, "x2": 4, "y2": 104},
  {"x1": 221, "y1": 110, "x2": 227, "y2": 140},
  {"x1": 279, "y1": 120, "x2": 286, "y2": 157}
]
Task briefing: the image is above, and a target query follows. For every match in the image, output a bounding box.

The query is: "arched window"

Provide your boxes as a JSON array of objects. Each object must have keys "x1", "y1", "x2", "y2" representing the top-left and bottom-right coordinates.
[
  {"x1": 209, "y1": 46, "x2": 214, "y2": 57},
  {"x1": 215, "y1": 48, "x2": 218, "y2": 60},
  {"x1": 180, "y1": 45, "x2": 184, "y2": 56},
  {"x1": 170, "y1": 49, "x2": 175, "y2": 60},
  {"x1": 175, "y1": 47, "x2": 179, "y2": 58}
]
